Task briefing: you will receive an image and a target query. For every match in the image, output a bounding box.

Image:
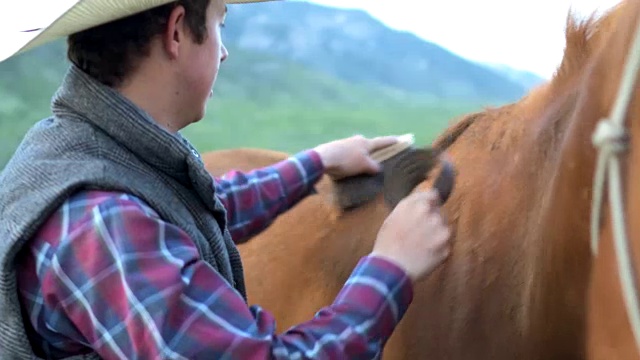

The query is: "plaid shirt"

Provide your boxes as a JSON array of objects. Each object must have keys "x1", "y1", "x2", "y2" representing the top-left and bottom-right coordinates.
[{"x1": 16, "y1": 149, "x2": 413, "y2": 359}]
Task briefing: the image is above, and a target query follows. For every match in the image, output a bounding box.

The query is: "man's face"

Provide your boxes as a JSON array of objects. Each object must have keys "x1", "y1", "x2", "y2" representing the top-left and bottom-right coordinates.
[{"x1": 178, "y1": 0, "x2": 228, "y2": 124}]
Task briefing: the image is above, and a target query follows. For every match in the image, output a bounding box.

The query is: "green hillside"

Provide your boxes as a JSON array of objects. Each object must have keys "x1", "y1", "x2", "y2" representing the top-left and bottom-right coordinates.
[{"x1": 0, "y1": 37, "x2": 483, "y2": 169}]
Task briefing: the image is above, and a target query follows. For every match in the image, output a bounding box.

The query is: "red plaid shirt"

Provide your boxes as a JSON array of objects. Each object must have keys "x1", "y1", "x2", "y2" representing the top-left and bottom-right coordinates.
[{"x1": 16, "y1": 149, "x2": 413, "y2": 359}]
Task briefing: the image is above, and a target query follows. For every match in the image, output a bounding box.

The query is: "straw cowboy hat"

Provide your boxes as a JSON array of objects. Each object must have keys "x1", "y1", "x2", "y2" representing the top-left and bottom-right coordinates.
[{"x1": 0, "y1": 0, "x2": 278, "y2": 63}]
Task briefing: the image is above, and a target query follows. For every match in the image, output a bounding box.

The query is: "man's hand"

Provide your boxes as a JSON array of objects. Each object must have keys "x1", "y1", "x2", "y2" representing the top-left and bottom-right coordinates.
[
  {"x1": 313, "y1": 135, "x2": 399, "y2": 180},
  {"x1": 372, "y1": 189, "x2": 451, "y2": 282}
]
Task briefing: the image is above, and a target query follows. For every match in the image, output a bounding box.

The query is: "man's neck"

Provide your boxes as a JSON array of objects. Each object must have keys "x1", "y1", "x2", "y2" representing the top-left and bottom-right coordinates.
[{"x1": 116, "y1": 65, "x2": 184, "y2": 133}]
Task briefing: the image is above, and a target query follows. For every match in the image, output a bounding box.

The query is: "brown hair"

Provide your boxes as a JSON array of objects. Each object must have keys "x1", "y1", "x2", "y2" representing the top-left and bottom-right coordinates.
[{"x1": 67, "y1": 0, "x2": 211, "y2": 87}]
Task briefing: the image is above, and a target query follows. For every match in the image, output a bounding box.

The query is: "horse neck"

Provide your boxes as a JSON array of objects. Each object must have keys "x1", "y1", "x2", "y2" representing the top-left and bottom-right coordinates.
[
  {"x1": 434, "y1": 75, "x2": 599, "y2": 355},
  {"x1": 522, "y1": 10, "x2": 640, "y2": 351},
  {"x1": 585, "y1": 1, "x2": 640, "y2": 357}
]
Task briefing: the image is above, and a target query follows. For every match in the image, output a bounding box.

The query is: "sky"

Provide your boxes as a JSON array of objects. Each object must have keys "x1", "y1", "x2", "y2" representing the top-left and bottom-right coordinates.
[
  {"x1": 305, "y1": 0, "x2": 622, "y2": 79},
  {"x1": 3, "y1": 0, "x2": 623, "y2": 78}
]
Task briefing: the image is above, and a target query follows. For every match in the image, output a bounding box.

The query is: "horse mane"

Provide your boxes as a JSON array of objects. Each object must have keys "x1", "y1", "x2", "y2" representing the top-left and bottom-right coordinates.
[
  {"x1": 430, "y1": 3, "x2": 624, "y2": 153},
  {"x1": 551, "y1": 3, "x2": 626, "y2": 87},
  {"x1": 431, "y1": 109, "x2": 494, "y2": 151}
]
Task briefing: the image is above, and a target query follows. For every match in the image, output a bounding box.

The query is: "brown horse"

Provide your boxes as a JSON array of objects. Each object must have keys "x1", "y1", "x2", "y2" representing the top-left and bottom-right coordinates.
[
  {"x1": 202, "y1": 2, "x2": 632, "y2": 358},
  {"x1": 584, "y1": 0, "x2": 640, "y2": 359}
]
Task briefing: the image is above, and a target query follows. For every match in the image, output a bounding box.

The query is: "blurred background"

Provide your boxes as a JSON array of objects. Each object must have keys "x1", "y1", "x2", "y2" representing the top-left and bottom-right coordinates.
[{"x1": 0, "y1": 0, "x2": 621, "y2": 169}]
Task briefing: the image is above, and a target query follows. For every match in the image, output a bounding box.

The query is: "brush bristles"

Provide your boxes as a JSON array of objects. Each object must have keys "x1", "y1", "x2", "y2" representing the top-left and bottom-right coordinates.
[{"x1": 371, "y1": 133, "x2": 416, "y2": 163}]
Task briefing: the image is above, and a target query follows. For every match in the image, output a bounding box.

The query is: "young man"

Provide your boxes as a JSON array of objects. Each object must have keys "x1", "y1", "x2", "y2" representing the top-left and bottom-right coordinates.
[{"x1": 0, "y1": 0, "x2": 451, "y2": 359}]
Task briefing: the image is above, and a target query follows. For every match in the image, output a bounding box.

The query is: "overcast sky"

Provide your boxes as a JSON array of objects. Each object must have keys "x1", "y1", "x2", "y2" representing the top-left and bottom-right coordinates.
[
  {"x1": 4, "y1": 0, "x2": 623, "y2": 79},
  {"x1": 306, "y1": 0, "x2": 622, "y2": 79}
]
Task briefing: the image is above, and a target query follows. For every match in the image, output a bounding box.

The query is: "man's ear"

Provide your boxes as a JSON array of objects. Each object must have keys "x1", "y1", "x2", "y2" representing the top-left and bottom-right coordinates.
[{"x1": 162, "y1": 5, "x2": 187, "y2": 60}]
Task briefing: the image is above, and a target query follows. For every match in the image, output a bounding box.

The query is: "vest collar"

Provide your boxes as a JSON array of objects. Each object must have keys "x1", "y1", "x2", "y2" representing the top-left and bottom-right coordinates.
[{"x1": 50, "y1": 65, "x2": 218, "y2": 206}]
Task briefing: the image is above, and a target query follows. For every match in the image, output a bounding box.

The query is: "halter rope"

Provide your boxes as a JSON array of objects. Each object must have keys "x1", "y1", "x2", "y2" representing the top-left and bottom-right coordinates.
[{"x1": 590, "y1": 13, "x2": 640, "y2": 353}]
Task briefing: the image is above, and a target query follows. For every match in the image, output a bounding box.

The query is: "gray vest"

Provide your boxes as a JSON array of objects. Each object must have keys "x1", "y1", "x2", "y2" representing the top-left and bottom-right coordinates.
[{"x1": 0, "y1": 65, "x2": 246, "y2": 359}]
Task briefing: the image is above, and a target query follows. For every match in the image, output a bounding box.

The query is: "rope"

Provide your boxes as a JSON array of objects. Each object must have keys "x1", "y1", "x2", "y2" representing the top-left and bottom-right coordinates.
[{"x1": 590, "y1": 14, "x2": 640, "y2": 354}]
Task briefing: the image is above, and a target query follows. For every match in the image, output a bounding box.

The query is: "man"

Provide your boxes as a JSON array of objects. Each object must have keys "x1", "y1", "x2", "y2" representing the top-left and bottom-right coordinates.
[{"x1": 0, "y1": 0, "x2": 451, "y2": 359}]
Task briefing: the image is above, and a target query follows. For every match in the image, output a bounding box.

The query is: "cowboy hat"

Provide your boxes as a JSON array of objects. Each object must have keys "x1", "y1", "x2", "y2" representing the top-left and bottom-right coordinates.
[{"x1": 0, "y1": 0, "x2": 278, "y2": 63}]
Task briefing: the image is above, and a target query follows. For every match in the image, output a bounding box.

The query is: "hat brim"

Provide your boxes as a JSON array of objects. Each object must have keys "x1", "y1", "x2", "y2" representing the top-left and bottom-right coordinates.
[{"x1": 0, "y1": 0, "x2": 278, "y2": 63}]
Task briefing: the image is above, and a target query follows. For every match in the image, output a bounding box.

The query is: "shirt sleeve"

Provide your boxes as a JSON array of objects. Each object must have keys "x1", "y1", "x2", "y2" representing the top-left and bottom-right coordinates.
[
  {"x1": 22, "y1": 192, "x2": 413, "y2": 360},
  {"x1": 214, "y1": 149, "x2": 325, "y2": 243}
]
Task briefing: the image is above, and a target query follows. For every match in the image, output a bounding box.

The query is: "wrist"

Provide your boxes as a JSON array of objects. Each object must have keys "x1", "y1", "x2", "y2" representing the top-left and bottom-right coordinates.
[
  {"x1": 312, "y1": 144, "x2": 336, "y2": 174},
  {"x1": 367, "y1": 252, "x2": 416, "y2": 283},
  {"x1": 305, "y1": 149, "x2": 326, "y2": 172}
]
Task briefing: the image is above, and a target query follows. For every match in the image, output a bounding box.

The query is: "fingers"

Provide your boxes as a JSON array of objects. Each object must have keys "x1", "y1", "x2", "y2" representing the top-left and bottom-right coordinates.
[
  {"x1": 420, "y1": 189, "x2": 442, "y2": 209},
  {"x1": 364, "y1": 157, "x2": 382, "y2": 174},
  {"x1": 367, "y1": 136, "x2": 399, "y2": 152},
  {"x1": 439, "y1": 151, "x2": 453, "y2": 163},
  {"x1": 404, "y1": 189, "x2": 446, "y2": 221}
]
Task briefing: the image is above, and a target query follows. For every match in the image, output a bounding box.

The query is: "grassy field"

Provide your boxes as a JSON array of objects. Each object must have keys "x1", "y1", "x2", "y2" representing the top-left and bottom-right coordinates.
[
  {"x1": 0, "y1": 98, "x2": 480, "y2": 169},
  {"x1": 182, "y1": 100, "x2": 480, "y2": 152}
]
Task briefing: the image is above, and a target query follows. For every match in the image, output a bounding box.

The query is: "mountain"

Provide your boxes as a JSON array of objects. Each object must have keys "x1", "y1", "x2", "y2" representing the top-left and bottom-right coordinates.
[
  {"x1": 482, "y1": 62, "x2": 547, "y2": 90},
  {"x1": 224, "y1": 0, "x2": 531, "y2": 103},
  {"x1": 0, "y1": 1, "x2": 543, "y2": 168}
]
